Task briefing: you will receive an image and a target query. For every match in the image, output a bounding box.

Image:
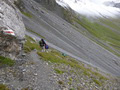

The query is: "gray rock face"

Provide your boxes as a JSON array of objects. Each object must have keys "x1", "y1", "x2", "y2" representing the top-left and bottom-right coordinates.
[
  {"x1": 104, "y1": 1, "x2": 120, "y2": 8},
  {"x1": 0, "y1": 32, "x2": 23, "y2": 60},
  {"x1": 35, "y1": 0, "x2": 65, "y2": 18},
  {"x1": 0, "y1": 0, "x2": 25, "y2": 39}
]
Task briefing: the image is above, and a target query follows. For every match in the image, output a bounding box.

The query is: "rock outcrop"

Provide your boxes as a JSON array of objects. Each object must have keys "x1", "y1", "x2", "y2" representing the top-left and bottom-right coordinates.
[
  {"x1": 0, "y1": 0, "x2": 25, "y2": 59},
  {"x1": 0, "y1": 32, "x2": 23, "y2": 60},
  {"x1": 0, "y1": 0, "x2": 25, "y2": 39}
]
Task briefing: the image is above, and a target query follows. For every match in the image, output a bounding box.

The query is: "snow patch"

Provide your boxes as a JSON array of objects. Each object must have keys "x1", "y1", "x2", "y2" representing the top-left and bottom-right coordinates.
[{"x1": 56, "y1": 0, "x2": 120, "y2": 17}]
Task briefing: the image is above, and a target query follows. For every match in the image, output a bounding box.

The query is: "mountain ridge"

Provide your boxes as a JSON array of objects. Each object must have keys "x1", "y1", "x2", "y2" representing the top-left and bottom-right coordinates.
[{"x1": 0, "y1": 0, "x2": 120, "y2": 89}]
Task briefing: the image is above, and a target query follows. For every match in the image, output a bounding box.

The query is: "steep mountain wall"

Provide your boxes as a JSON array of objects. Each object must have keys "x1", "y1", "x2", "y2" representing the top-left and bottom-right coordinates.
[
  {"x1": 0, "y1": 0, "x2": 25, "y2": 59},
  {"x1": 0, "y1": 0, "x2": 25, "y2": 39},
  {"x1": 34, "y1": 0, "x2": 66, "y2": 18}
]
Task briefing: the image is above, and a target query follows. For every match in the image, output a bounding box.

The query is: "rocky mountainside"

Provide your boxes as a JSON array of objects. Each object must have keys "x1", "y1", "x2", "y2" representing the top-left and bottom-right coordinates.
[
  {"x1": 105, "y1": 1, "x2": 120, "y2": 8},
  {"x1": 34, "y1": 0, "x2": 68, "y2": 18},
  {"x1": 21, "y1": 0, "x2": 120, "y2": 76},
  {"x1": 0, "y1": 0, "x2": 120, "y2": 89},
  {"x1": 36, "y1": 0, "x2": 120, "y2": 56}
]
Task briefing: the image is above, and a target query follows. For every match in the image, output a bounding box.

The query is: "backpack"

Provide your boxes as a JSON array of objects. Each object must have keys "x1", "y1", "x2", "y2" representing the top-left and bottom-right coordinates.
[
  {"x1": 45, "y1": 44, "x2": 49, "y2": 49},
  {"x1": 39, "y1": 41, "x2": 44, "y2": 47}
]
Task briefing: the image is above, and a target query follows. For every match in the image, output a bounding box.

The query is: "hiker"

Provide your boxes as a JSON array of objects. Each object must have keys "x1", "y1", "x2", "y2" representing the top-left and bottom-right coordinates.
[
  {"x1": 39, "y1": 39, "x2": 46, "y2": 52},
  {"x1": 62, "y1": 53, "x2": 67, "y2": 57}
]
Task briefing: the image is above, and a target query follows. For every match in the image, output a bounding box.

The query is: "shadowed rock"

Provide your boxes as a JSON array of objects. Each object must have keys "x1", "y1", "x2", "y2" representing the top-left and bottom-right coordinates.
[{"x1": 0, "y1": 33, "x2": 22, "y2": 60}]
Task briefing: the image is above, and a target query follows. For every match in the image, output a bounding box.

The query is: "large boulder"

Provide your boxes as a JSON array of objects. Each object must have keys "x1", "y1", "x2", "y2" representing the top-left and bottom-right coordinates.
[
  {"x1": 0, "y1": 0, "x2": 25, "y2": 59},
  {"x1": 0, "y1": 32, "x2": 23, "y2": 60}
]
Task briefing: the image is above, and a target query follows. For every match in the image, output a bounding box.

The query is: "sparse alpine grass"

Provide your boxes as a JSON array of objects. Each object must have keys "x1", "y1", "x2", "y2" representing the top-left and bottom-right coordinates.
[
  {"x1": 24, "y1": 35, "x2": 108, "y2": 86},
  {"x1": 73, "y1": 17, "x2": 120, "y2": 56},
  {"x1": 21, "y1": 12, "x2": 33, "y2": 18},
  {"x1": 93, "y1": 79, "x2": 102, "y2": 86},
  {"x1": 54, "y1": 68, "x2": 64, "y2": 74},
  {"x1": 26, "y1": 28, "x2": 45, "y2": 39},
  {"x1": 37, "y1": 49, "x2": 108, "y2": 86},
  {"x1": 0, "y1": 56, "x2": 15, "y2": 67},
  {"x1": 24, "y1": 35, "x2": 41, "y2": 53},
  {"x1": 0, "y1": 84, "x2": 9, "y2": 90}
]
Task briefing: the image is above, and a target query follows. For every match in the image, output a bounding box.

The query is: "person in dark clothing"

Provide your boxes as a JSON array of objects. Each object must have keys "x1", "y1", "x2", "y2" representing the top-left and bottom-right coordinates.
[
  {"x1": 41, "y1": 39, "x2": 46, "y2": 45},
  {"x1": 39, "y1": 39, "x2": 46, "y2": 52}
]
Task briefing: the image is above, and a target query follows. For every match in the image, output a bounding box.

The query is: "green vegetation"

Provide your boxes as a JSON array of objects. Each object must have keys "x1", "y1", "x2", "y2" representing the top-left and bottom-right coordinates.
[
  {"x1": 99, "y1": 18, "x2": 120, "y2": 32},
  {"x1": 54, "y1": 68, "x2": 64, "y2": 74},
  {"x1": 24, "y1": 35, "x2": 108, "y2": 87},
  {"x1": 14, "y1": 0, "x2": 32, "y2": 18},
  {"x1": 63, "y1": 9, "x2": 73, "y2": 23},
  {"x1": 73, "y1": 17, "x2": 120, "y2": 56},
  {"x1": 70, "y1": 88, "x2": 75, "y2": 90},
  {"x1": 37, "y1": 50, "x2": 108, "y2": 82},
  {"x1": 63, "y1": 11, "x2": 120, "y2": 56},
  {"x1": 93, "y1": 79, "x2": 102, "y2": 86},
  {"x1": 14, "y1": 0, "x2": 24, "y2": 11},
  {"x1": 24, "y1": 35, "x2": 41, "y2": 53},
  {"x1": 68, "y1": 81, "x2": 72, "y2": 85},
  {"x1": 0, "y1": 56, "x2": 15, "y2": 66},
  {"x1": 21, "y1": 88, "x2": 29, "y2": 90},
  {"x1": 37, "y1": 51, "x2": 80, "y2": 67},
  {"x1": 74, "y1": 17, "x2": 120, "y2": 45},
  {"x1": 68, "y1": 77, "x2": 73, "y2": 85},
  {"x1": 26, "y1": 28, "x2": 45, "y2": 39},
  {"x1": 58, "y1": 80, "x2": 64, "y2": 85},
  {"x1": 69, "y1": 77, "x2": 73, "y2": 81},
  {"x1": 21, "y1": 12, "x2": 33, "y2": 18},
  {"x1": 0, "y1": 84, "x2": 9, "y2": 90},
  {"x1": 92, "y1": 72, "x2": 108, "y2": 80}
]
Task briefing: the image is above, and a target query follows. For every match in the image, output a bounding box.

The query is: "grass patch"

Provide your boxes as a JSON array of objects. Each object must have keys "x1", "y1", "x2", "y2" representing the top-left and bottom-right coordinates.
[
  {"x1": 93, "y1": 79, "x2": 102, "y2": 86},
  {"x1": 37, "y1": 51, "x2": 81, "y2": 68},
  {"x1": 21, "y1": 12, "x2": 33, "y2": 18},
  {"x1": 24, "y1": 35, "x2": 41, "y2": 53},
  {"x1": 37, "y1": 50, "x2": 108, "y2": 82},
  {"x1": 26, "y1": 35, "x2": 36, "y2": 42},
  {"x1": 74, "y1": 17, "x2": 120, "y2": 44},
  {"x1": 0, "y1": 56, "x2": 15, "y2": 66},
  {"x1": 73, "y1": 17, "x2": 120, "y2": 56},
  {"x1": 83, "y1": 70, "x2": 91, "y2": 77},
  {"x1": 58, "y1": 80, "x2": 64, "y2": 85},
  {"x1": 69, "y1": 77, "x2": 73, "y2": 81},
  {"x1": 26, "y1": 28, "x2": 45, "y2": 39},
  {"x1": 99, "y1": 18, "x2": 120, "y2": 32},
  {"x1": 70, "y1": 88, "x2": 75, "y2": 90},
  {"x1": 21, "y1": 88, "x2": 29, "y2": 90},
  {"x1": 25, "y1": 35, "x2": 108, "y2": 86},
  {"x1": 0, "y1": 84, "x2": 9, "y2": 90},
  {"x1": 63, "y1": 9, "x2": 73, "y2": 23},
  {"x1": 92, "y1": 72, "x2": 108, "y2": 80},
  {"x1": 54, "y1": 68, "x2": 64, "y2": 74},
  {"x1": 92, "y1": 38, "x2": 120, "y2": 57}
]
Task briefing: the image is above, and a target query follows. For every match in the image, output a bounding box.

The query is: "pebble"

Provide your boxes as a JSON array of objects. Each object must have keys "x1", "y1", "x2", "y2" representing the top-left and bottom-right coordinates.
[
  {"x1": 34, "y1": 73, "x2": 38, "y2": 76},
  {"x1": 46, "y1": 63, "x2": 49, "y2": 65},
  {"x1": 22, "y1": 69, "x2": 26, "y2": 72}
]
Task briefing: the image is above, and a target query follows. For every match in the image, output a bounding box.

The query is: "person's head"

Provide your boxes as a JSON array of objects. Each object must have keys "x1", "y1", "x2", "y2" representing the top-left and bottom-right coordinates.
[{"x1": 41, "y1": 39, "x2": 44, "y2": 42}]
